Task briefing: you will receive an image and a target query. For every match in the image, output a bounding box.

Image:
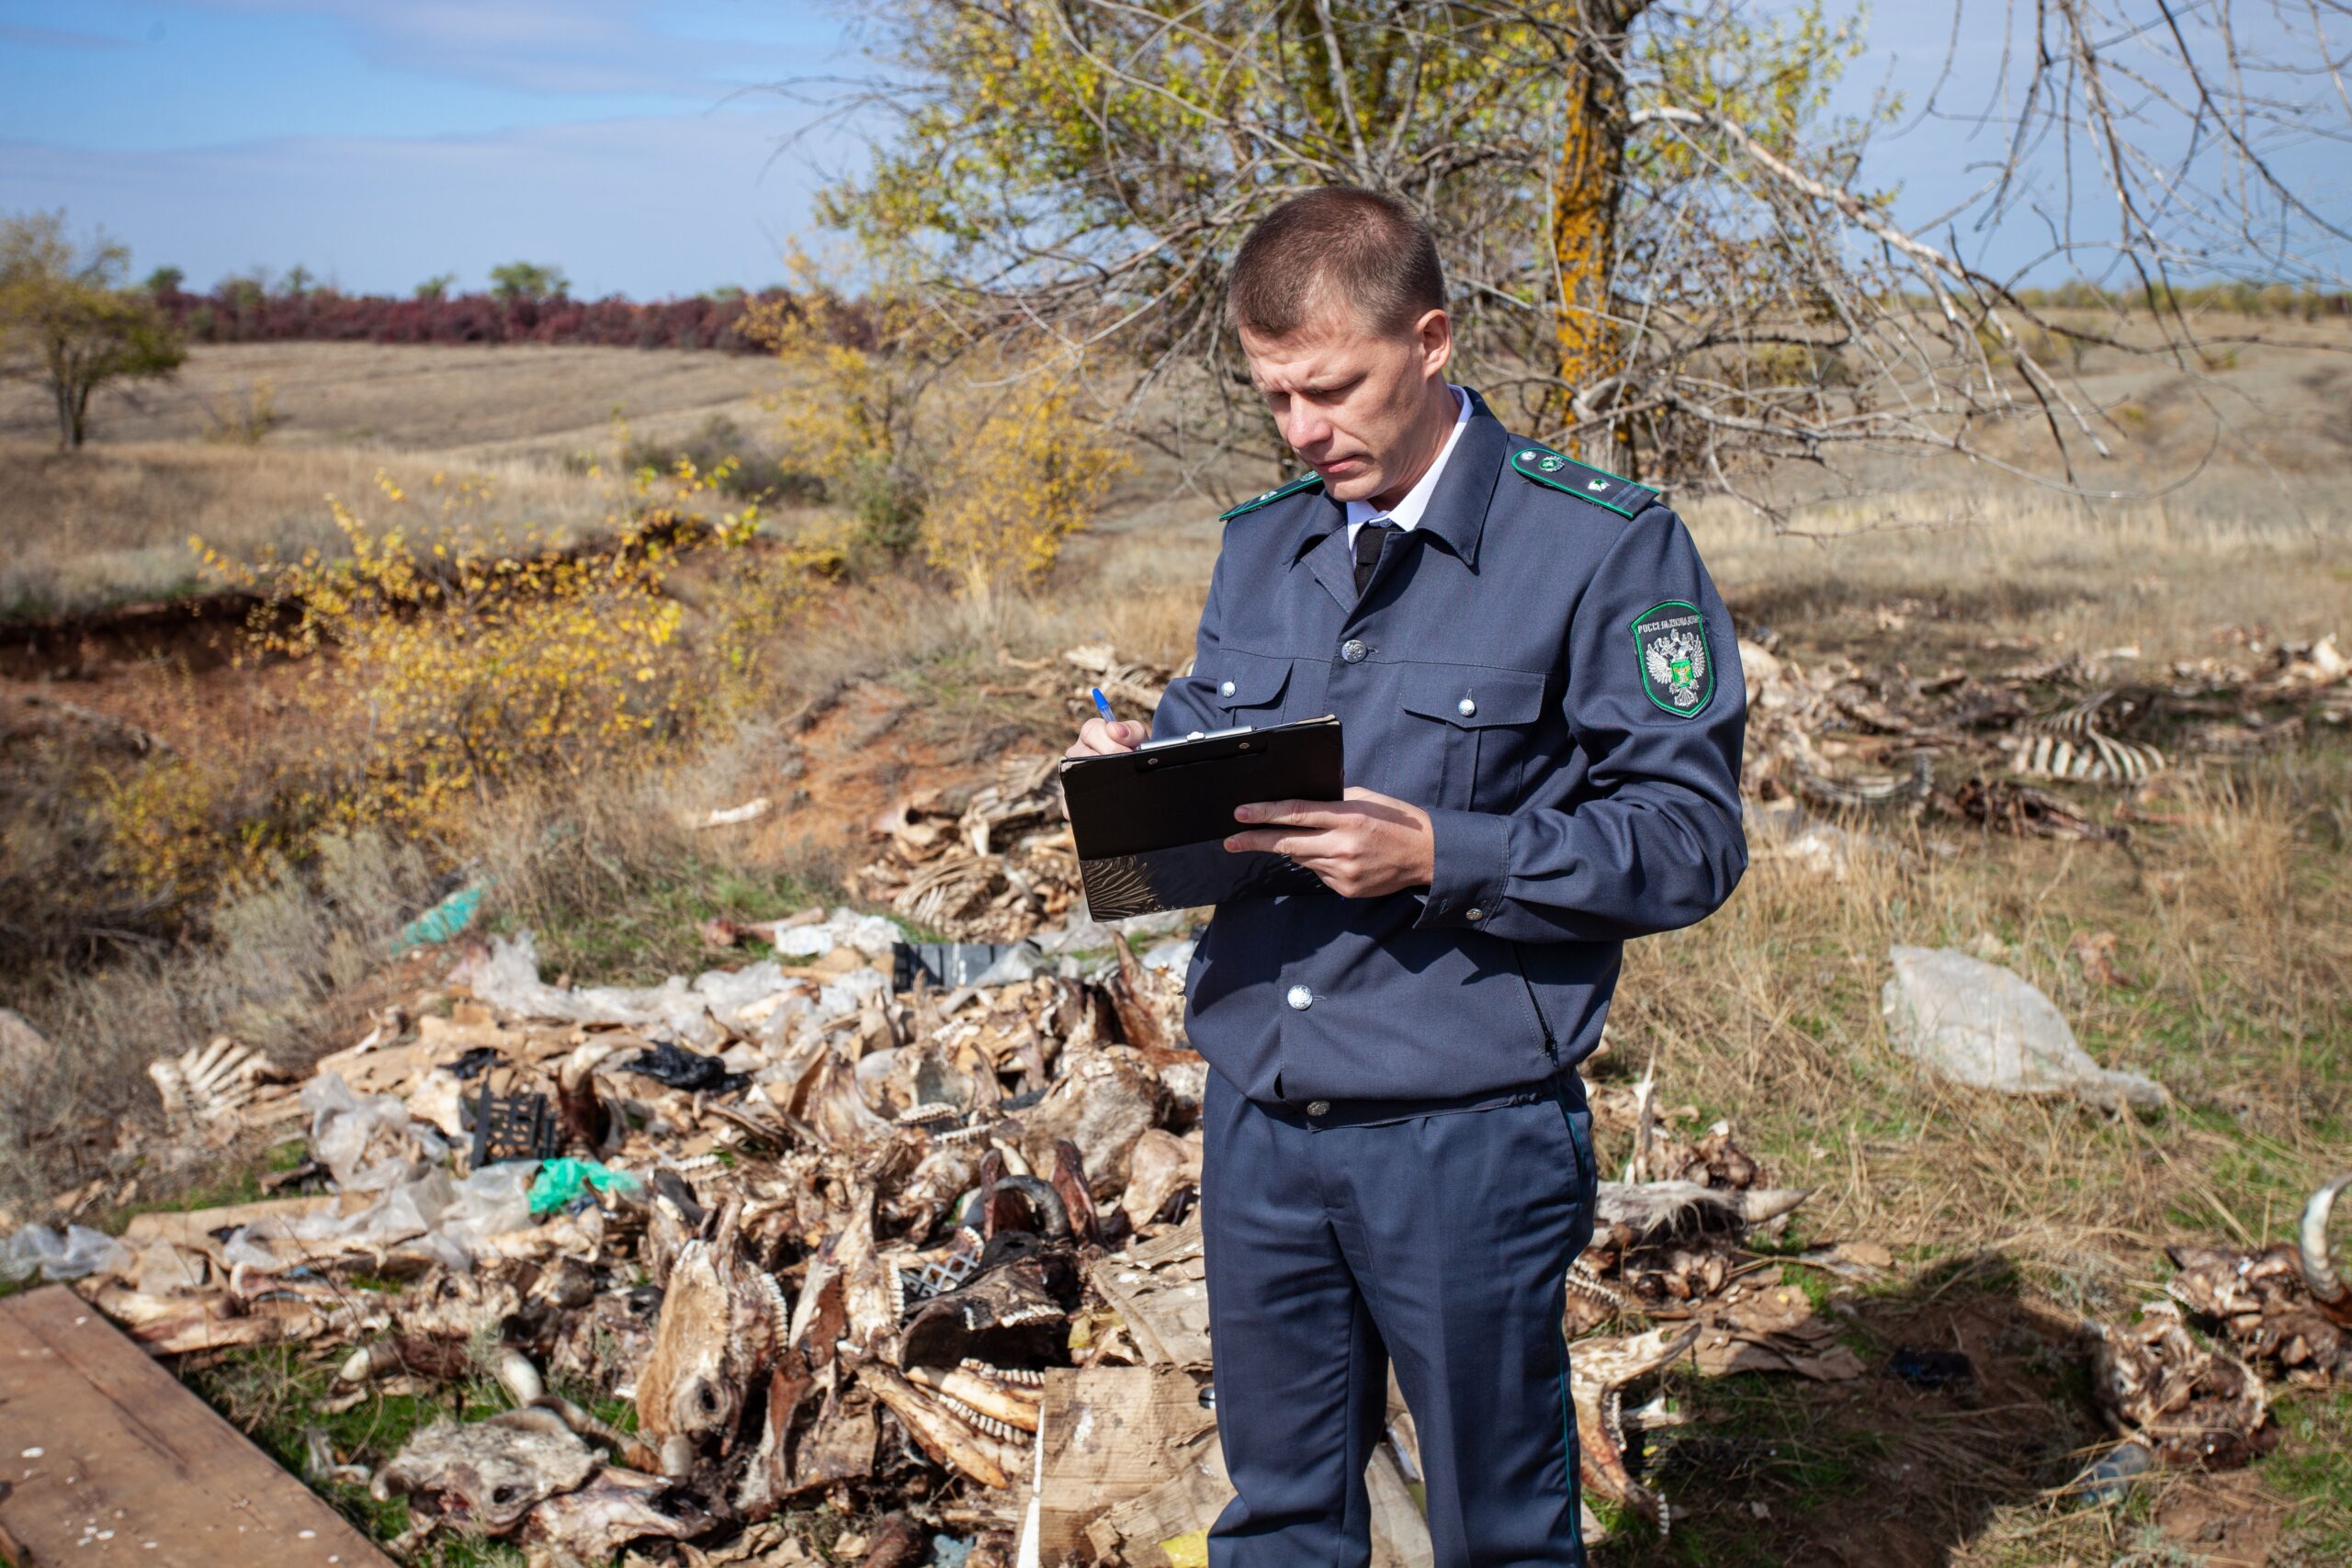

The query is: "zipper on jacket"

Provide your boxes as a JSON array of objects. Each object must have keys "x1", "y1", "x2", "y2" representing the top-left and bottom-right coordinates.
[{"x1": 1509, "y1": 940, "x2": 1557, "y2": 1063}]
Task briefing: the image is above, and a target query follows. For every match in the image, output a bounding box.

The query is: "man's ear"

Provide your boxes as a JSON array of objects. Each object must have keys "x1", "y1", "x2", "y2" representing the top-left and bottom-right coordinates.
[{"x1": 1415, "y1": 308, "x2": 1453, "y2": 378}]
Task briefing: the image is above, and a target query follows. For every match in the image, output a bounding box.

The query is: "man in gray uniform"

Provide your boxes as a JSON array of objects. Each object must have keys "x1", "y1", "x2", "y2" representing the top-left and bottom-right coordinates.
[{"x1": 1066, "y1": 186, "x2": 1746, "y2": 1566}]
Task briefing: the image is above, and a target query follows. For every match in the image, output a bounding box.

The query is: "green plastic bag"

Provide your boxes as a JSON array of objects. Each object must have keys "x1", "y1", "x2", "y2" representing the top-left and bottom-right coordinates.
[{"x1": 527, "y1": 1157, "x2": 642, "y2": 1216}]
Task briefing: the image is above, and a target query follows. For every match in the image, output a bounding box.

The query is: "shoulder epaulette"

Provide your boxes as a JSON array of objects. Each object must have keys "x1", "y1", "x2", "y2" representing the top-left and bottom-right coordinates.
[
  {"x1": 1508, "y1": 444, "x2": 1658, "y2": 519},
  {"x1": 1218, "y1": 473, "x2": 1324, "y2": 521}
]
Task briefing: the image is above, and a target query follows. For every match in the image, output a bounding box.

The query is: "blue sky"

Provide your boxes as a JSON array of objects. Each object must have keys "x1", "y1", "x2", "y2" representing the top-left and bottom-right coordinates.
[
  {"x1": 2, "y1": 1, "x2": 2343, "y2": 299},
  {"x1": 0, "y1": 1, "x2": 867, "y2": 298}
]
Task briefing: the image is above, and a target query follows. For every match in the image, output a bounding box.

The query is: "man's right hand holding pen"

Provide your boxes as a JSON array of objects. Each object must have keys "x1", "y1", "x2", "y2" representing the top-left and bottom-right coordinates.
[{"x1": 1067, "y1": 685, "x2": 1143, "y2": 759}]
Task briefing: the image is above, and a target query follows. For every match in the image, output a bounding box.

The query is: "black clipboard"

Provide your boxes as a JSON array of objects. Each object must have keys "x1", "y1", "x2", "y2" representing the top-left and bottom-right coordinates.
[{"x1": 1059, "y1": 715, "x2": 1344, "y2": 920}]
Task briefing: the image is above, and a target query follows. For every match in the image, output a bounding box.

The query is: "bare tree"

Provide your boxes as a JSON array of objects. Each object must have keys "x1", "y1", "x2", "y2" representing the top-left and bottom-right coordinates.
[{"x1": 808, "y1": 1, "x2": 2352, "y2": 524}]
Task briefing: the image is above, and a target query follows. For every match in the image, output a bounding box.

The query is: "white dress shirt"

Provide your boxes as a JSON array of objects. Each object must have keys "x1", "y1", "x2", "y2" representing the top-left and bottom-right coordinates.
[{"x1": 1342, "y1": 384, "x2": 1474, "y2": 550}]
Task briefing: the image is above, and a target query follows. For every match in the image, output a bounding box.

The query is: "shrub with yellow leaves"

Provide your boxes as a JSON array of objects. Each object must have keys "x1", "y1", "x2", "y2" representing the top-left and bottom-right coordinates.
[
  {"x1": 747, "y1": 261, "x2": 1125, "y2": 594},
  {"x1": 924, "y1": 372, "x2": 1125, "y2": 600},
  {"x1": 169, "y1": 441, "x2": 820, "y2": 867}
]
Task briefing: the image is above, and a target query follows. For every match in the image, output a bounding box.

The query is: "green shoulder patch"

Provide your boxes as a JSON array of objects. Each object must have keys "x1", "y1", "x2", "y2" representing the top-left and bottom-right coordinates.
[
  {"x1": 1218, "y1": 473, "x2": 1324, "y2": 521},
  {"x1": 1631, "y1": 600, "x2": 1716, "y2": 717},
  {"x1": 1510, "y1": 445, "x2": 1658, "y2": 519}
]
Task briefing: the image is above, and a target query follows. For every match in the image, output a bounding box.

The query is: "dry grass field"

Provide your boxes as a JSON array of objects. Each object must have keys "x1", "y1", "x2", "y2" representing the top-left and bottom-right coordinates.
[
  {"x1": 0, "y1": 342, "x2": 788, "y2": 614},
  {"x1": 2, "y1": 331, "x2": 2349, "y2": 1565}
]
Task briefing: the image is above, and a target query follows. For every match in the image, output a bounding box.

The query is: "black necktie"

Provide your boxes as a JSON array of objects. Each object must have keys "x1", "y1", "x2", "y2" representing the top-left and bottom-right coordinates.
[{"x1": 1352, "y1": 520, "x2": 1396, "y2": 597}]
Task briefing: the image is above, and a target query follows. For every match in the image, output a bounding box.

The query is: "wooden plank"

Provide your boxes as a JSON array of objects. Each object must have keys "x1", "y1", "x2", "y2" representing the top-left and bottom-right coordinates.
[
  {"x1": 0, "y1": 1285, "x2": 395, "y2": 1567},
  {"x1": 122, "y1": 1195, "x2": 342, "y2": 1251}
]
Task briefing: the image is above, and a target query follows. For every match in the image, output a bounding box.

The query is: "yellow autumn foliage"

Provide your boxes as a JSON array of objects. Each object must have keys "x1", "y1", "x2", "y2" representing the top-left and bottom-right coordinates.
[
  {"x1": 925, "y1": 374, "x2": 1125, "y2": 597},
  {"x1": 134, "y1": 444, "x2": 821, "y2": 889},
  {"x1": 747, "y1": 281, "x2": 1125, "y2": 592}
]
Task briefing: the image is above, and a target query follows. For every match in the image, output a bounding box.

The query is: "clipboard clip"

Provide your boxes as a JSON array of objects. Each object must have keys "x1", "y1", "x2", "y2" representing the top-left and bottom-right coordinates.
[{"x1": 1138, "y1": 724, "x2": 1255, "y2": 751}]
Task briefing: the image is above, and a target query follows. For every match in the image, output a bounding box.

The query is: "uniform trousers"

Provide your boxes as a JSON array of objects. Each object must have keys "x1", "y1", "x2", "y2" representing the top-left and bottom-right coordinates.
[{"x1": 1200, "y1": 1064, "x2": 1600, "y2": 1567}]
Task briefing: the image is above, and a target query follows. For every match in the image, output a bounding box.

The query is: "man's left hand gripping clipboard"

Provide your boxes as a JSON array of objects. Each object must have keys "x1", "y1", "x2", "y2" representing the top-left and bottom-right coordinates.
[{"x1": 1058, "y1": 716, "x2": 1345, "y2": 920}]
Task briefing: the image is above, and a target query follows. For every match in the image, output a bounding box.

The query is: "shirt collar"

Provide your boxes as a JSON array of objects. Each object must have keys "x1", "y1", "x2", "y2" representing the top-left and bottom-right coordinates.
[
  {"x1": 1343, "y1": 384, "x2": 1473, "y2": 535},
  {"x1": 1287, "y1": 386, "x2": 1510, "y2": 570}
]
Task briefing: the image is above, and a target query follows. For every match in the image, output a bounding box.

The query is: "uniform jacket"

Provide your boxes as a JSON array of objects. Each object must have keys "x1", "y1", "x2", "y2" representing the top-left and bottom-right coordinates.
[{"x1": 1152, "y1": 388, "x2": 1747, "y2": 1104}]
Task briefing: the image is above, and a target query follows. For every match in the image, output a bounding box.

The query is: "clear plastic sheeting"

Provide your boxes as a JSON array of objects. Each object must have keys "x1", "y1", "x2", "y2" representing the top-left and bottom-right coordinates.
[
  {"x1": 968, "y1": 944, "x2": 1047, "y2": 987},
  {"x1": 453, "y1": 931, "x2": 886, "y2": 1048},
  {"x1": 228, "y1": 1158, "x2": 541, "y2": 1272},
  {"x1": 0, "y1": 1222, "x2": 131, "y2": 1282},
  {"x1": 303, "y1": 1070, "x2": 452, "y2": 1190},
  {"x1": 1139, "y1": 939, "x2": 1195, "y2": 973}
]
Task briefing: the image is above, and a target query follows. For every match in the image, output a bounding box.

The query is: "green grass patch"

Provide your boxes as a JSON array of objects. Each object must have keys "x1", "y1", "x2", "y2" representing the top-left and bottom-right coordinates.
[
  {"x1": 184, "y1": 1343, "x2": 528, "y2": 1564},
  {"x1": 491, "y1": 859, "x2": 842, "y2": 985},
  {"x1": 2265, "y1": 1384, "x2": 2352, "y2": 1557}
]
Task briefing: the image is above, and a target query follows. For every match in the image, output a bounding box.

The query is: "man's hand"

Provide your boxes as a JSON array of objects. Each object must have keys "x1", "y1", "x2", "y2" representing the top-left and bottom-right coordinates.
[
  {"x1": 1065, "y1": 716, "x2": 1144, "y2": 759},
  {"x1": 1224, "y1": 786, "x2": 1435, "y2": 898}
]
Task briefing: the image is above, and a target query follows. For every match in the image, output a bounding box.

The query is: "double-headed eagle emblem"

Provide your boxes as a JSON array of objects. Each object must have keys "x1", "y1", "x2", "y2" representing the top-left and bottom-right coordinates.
[{"x1": 1644, "y1": 629, "x2": 1708, "y2": 707}]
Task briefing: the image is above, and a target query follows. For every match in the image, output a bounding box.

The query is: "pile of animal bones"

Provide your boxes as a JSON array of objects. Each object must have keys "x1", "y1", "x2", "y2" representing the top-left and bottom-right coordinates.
[
  {"x1": 55, "y1": 887, "x2": 1883, "y2": 1566},
  {"x1": 17, "y1": 634, "x2": 2346, "y2": 1566},
  {"x1": 82, "y1": 919, "x2": 2352, "y2": 1566},
  {"x1": 844, "y1": 631, "x2": 2352, "y2": 953},
  {"x1": 1738, "y1": 626, "x2": 2350, "y2": 833}
]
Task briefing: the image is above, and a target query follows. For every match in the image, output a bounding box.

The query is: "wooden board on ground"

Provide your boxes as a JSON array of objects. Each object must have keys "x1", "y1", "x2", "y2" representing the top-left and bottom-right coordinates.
[
  {"x1": 0, "y1": 1284, "x2": 395, "y2": 1568},
  {"x1": 121, "y1": 1194, "x2": 342, "y2": 1251}
]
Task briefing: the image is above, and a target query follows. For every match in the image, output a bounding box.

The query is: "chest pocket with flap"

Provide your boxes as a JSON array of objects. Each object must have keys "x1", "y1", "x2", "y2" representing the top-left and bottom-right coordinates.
[
  {"x1": 1207, "y1": 651, "x2": 1294, "y2": 722},
  {"x1": 1397, "y1": 666, "x2": 1549, "y2": 811}
]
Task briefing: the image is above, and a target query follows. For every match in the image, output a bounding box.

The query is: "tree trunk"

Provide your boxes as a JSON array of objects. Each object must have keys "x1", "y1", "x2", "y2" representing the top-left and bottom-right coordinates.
[{"x1": 1552, "y1": 4, "x2": 1644, "y2": 472}]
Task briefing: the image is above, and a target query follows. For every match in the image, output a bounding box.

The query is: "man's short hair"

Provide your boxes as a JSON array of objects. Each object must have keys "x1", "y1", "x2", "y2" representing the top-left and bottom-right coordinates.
[{"x1": 1227, "y1": 186, "x2": 1445, "y2": 340}]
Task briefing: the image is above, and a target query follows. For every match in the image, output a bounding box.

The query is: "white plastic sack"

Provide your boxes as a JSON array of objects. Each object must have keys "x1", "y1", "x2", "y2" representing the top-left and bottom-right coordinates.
[
  {"x1": 1882, "y1": 945, "x2": 2166, "y2": 1111},
  {"x1": 768, "y1": 907, "x2": 901, "y2": 961}
]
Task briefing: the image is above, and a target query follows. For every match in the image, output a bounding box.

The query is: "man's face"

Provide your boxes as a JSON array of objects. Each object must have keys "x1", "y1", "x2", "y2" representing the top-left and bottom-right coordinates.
[{"x1": 1238, "y1": 296, "x2": 1453, "y2": 506}]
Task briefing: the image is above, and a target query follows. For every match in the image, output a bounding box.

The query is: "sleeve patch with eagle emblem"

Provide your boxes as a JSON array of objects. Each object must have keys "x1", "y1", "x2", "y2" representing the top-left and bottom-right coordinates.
[{"x1": 1632, "y1": 600, "x2": 1715, "y2": 716}]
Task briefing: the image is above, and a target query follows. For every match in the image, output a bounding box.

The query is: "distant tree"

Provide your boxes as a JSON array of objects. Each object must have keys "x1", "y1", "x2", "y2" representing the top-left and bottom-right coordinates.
[
  {"x1": 279, "y1": 264, "x2": 315, "y2": 299},
  {"x1": 0, "y1": 211, "x2": 187, "y2": 451},
  {"x1": 489, "y1": 261, "x2": 569, "y2": 304},
  {"x1": 218, "y1": 269, "x2": 269, "y2": 310},
  {"x1": 705, "y1": 284, "x2": 745, "y2": 302},
  {"x1": 414, "y1": 273, "x2": 458, "y2": 301},
  {"x1": 142, "y1": 265, "x2": 184, "y2": 295}
]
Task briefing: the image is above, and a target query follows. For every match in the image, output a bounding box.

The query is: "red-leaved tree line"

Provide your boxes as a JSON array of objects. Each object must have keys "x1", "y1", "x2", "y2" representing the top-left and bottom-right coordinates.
[{"x1": 149, "y1": 283, "x2": 874, "y2": 355}]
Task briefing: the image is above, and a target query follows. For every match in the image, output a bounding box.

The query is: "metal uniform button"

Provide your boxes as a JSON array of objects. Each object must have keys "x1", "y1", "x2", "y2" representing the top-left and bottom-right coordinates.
[
  {"x1": 1457, "y1": 695, "x2": 1477, "y2": 717},
  {"x1": 1340, "y1": 638, "x2": 1369, "y2": 664},
  {"x1": 1306, "y1": 1100, "x2": 1330, "y2": 1117},
  {"x1": 1285, "y1": 984, "x2": 1313, "y2": 1010},
  {"x1": 1218, "y1": 679, "x2": 1236, "y2": 696},
  {"x1": 1464, "y1": 907, "x2": 1484, "y2": 921}
]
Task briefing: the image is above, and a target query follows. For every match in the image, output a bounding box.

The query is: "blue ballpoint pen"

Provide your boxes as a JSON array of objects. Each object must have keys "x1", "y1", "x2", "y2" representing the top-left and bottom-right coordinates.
[{"x1": 1089, "y1": 687, "x2": 1118, "y2": 728}]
